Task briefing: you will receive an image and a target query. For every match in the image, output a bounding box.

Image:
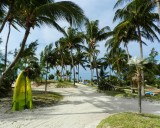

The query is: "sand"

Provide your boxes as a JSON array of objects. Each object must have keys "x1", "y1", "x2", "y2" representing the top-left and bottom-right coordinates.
[{"x1": 0, "y1": 83, "x2": 160, "y2": 128}]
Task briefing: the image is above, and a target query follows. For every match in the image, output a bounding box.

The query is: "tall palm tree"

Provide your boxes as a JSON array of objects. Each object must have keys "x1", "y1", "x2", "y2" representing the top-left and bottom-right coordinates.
[
  {"x1": 84, "y1": 46, "x2": 100, "y2": 83},
  {"x1": 114, "y1": 0, "x2": 160, "y2": 96},
  {"x1": 85, "y1": 20, "x2": 110, "y2": 85},
  {"x1": 41, "y1": 43, "x2": 54, "y2": 93},
  {"x1": 55, "y1": 41, "x2": 68, "y2": 80},
  {"x1": 74, "y1": 51, "x2": 86, "y2": 82},
  {"x1": 3, "y1": 1, "x2": 21, "y2": 70},
  {"x1": 57, "y1": 27, "x2": 84, "y2": 85},
  {"x1": 0, "y1": 0, "x2": 86, "y2": 88},
  {"x1": 114, "y1": 0, "x2": 160, "y2": 113}
]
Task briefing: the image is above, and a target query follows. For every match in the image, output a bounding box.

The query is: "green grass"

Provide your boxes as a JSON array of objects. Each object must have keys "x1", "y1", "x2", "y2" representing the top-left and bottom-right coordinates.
[
  {"x1": 56, "y1": 81, "x2": 77, "y2": 88},
  {"x1": 97, "y1": 112, "x2": 160, "y2": 128},
  {"x1": 0, "y1": 90, "x2": 63, "y2": 112},
  {"x1": 31, "y1": 90, "x2": 63, "y2": 108},
  {"x1": 100, "y1": 87, "x2": 160, "y2": 101},
  {"x1": 99, "y1": 87, "x2": 137, "y2": 98}
]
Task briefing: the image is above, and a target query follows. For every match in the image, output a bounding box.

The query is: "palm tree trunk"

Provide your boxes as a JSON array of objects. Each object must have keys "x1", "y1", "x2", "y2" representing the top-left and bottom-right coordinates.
[
  {"x1": 45, "y1": 61, "x2": 48, "y2": 93},
  {"x1": 0, "y1": 26, "x2": 31, "y2": 87},
  {"x1": 93, "y1": 53, "x2": 99, "y2": 85},
  {"x1": 4, "y1": 22, "x2": 11, "y2": 70},
  {"x1": 109, "y1": 65, "x2": 112, "y2": 80},
  {"x1": 91, "y1": 65, "x2": 93, "y2": 83},
  {"x1": 137, "y1": 69, "x2": 142, "y2": 113},
  {"x1": 137, "y1": 26, "x2": 144, "y2": 113},
  {"x1": 70, "y1": 65, "x2": 72, "y2": 81},
  {"x1": 95, "y1": 63, "x2": 99, "y2": 85},
  {"x1": 70, "y1": 49, "x2": 75, "y2": 85},
  {"x1": 125, "y1": 44, "x2": 134, "y2": 92},
  {"x1": 61, "y1": 66, "x2": 63, "y2": 80},
  {"x1": 0, "y1": 0, "x2": 14, "y2": 33},
  {"x1": 90, "y1": 56, "x2": 93, "y2": 84},
  {"x1": 137, "y1": 26, "x2": 145, "y2": 96},
  {"x1": 125, "y1": 44, "x2": 130, "y2": 61},
  {"x1": 61, "y1": 55, "x2": 64, "y2": 80},
  {"x1": 78, "y1": 64, "x2": 80, "y2": 83}
]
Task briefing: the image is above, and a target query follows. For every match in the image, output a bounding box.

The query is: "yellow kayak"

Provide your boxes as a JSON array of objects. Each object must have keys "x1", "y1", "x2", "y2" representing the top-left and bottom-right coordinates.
[{"x1": 12, "y1": 70, "x2": 33, "y2": 111}]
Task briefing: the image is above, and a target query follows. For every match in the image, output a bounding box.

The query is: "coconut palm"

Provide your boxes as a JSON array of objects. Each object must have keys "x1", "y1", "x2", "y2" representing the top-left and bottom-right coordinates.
[
  {"x1": 114, "y1": 0, "x2": 160, "y2": 58},
  {"x1": 114, "y1": 0, "x2": 160, "y2": 96},
  {"x1": 74, "y1": 51, "x2": 86, "y2": 82},
  {"x1": 3, "y1": 3, "x2": 21, "y2": 70},
  {"x1": 0, "y1": 0, "x2": 86, "y2": 90},
  {"x1": 16, "y1": 40, "x2": 39, "y2": 70},
  {"x1": 84, "y1": 46, "x2": 100, "y2": 84},
  {"x1": 41, "y1": 43, "x2": 54, "y2": 93},
  {"x1": 55, "y1": 41, "x2": 69, "y2": 80},
  {"x1": 57, "y1": 27, "x2": 84, "y2": 85},
  {"x1": 114, "y1": 0, "x2": 160, "y2": 113},
  {"x1": 109, "y1": 48, "x2": 128, "y2": 76},
  {"x1": 85, "y1": 20, "x2": 110, "y2": 85},
  {"x1": 0, "y1": 0, "x2": 12, "y2": 32}
]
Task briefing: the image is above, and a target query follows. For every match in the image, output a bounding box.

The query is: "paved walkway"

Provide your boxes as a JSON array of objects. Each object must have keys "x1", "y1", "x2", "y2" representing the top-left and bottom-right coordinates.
[{"x1": 0, "y1": 84, "x2": 160, "y2": 128}]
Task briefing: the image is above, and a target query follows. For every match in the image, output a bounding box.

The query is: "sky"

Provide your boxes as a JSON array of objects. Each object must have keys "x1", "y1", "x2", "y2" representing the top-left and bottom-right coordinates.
[{"x1": 0, "y1": 0, "x2": 160, "y2": 80}]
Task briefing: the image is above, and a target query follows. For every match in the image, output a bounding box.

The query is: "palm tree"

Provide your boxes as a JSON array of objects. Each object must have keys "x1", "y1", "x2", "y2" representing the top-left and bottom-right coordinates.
[
  {"x1": 57, "y1": 27, "x2": 84, "y2": 85},
  {"x1": 109, "y1": 48, "x2": 128, "y2": 76},
  {"x1": 114, "y1": 0, "x2": 160, "y2": 96},
  {"x1": 85, "y1": 20, "x2": 110, "y2": 85},
  {"x1": 3, "y1": 2, "x2": 21, "y2": 70},
  {"x1": 0, "y1": 0, "x2": 86, "y2": 89},
  {"x1": 114, "y1": 0, "x2": 160, "y2": 113},
  {"x1": 41, "y1": 43, "x2": 54, "y2": 93},
  {"x1": 74, "y1": 51, "x2": 86, "y2": 82},
  {"x1": 55, "y1": 41, "x2": 68, "y2": 80},
  {"x1": 0, "y1": 0, "x2": 13, "y2": 33},
  {"x1": 84, "y1": 46, "x2": 100, "y2": 84},
  {"x1": 16, "y1": 40, "x2": 39, "y2": 70}
]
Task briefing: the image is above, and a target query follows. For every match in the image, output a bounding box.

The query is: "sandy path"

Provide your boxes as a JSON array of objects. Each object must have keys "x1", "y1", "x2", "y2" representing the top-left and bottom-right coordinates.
[{"x1": 0, "y1": 84, "x2": 160, "y2": 128}]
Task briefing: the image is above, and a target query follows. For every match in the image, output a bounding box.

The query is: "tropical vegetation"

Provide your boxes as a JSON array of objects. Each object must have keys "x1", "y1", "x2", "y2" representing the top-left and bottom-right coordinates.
[{"x1": 0, "y1": 0, "x2": 160, "y2": 115}]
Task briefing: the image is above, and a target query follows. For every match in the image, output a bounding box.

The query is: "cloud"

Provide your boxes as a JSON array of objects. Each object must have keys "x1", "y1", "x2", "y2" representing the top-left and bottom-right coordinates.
[{"x1": 1, "y1": 0, "x2": 160, "y2": 80}]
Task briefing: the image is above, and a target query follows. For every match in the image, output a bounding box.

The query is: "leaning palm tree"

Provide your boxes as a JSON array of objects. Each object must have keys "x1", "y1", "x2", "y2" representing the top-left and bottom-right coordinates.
[
  {"x1": 57, "y1": 27, "x2": 84, "y2": 85},
  {"x1": 0, "y1": 0, "x2": 86, "y2": 89},
  {"x1": 3, "y1": 2, "x2": 21, "y2": 70},
  {"x1": 0, "y1": 0, "x2": 12, "y2": 32},
  {"x1": 85, "y1": 20, "x2": 110, "y2": 85}
]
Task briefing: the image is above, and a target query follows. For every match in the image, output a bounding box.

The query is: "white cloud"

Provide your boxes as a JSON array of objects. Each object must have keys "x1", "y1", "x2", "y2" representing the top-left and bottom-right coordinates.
[{"x1": 1, "y1": 0, "x2": 160, "y2": 79}]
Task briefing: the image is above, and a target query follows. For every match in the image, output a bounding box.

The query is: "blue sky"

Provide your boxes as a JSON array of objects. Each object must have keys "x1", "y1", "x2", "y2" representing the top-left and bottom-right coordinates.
[{"x1": 0, "y1": 0, "x2": 160, "y2": 80}]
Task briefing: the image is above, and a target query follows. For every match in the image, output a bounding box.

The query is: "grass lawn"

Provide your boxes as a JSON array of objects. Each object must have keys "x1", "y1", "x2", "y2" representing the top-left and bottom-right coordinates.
[
  {"x1": 97, "y1": 112, "x2": 160, "y2": 128},
  {"x1": 0, "y1": 90, "x2": 63, "y2": 112},
  {"x1": 56, "y1": 81, "x2": 77, "y2": 88},
  {"x1": 32, "y1": 90, "x2": 63, "y2": 108},
  {"x1": 101, "y1": 86, "x2": 160, "y2": 101}
]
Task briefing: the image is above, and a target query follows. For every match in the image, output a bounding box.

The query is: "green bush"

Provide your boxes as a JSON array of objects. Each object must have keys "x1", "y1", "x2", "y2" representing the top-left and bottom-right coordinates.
[
  {"x1": 48, "y1": 74, "x2": 54, "y2": 80},
  {"x1": 0, "y1": 71, "x2": 14, "y2": 97},
  {"x1": 98, "y1": 79, "x2": 115, "y2": 91}
]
